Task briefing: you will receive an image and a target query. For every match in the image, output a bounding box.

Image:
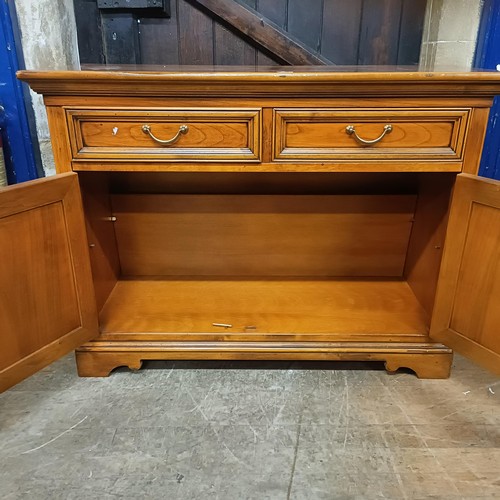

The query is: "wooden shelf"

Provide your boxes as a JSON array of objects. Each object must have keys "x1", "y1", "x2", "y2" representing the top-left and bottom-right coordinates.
[{"x1": 98, "y1": 278, "x2": 429, "y2": 342}]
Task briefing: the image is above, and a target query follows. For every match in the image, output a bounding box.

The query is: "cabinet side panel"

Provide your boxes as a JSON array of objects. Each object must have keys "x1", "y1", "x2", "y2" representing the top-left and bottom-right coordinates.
[
  {"x1": 404, "y1": 173, "x2": 454, "y2": 318},
  {"x1": 79, "y1": 173, "x2": 120, "y2": 312},
  {"x1": 462, "y1": 106, "x2": 491, "y2": 175},
  {"x1": 46, "y1": 105, "x2": 73, "y2": 173}
]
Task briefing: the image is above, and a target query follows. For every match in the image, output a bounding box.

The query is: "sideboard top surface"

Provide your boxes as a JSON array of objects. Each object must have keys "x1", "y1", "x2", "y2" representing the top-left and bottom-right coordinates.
[{"x1": 17, "y1": 66, "x2": 500, "y2": 98}]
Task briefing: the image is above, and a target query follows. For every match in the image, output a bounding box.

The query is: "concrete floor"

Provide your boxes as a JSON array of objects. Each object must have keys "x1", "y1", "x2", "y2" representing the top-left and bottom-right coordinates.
[{"x1": 1, "y1": 355, "x2": 499, "y2": 500}]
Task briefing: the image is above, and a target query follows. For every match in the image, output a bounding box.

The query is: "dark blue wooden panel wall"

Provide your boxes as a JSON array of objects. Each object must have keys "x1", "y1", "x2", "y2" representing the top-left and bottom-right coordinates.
[
  {"x1": 475, "y1": 0, "x2": 500, "y2": 180},
  {"x1": 0, "y1": 1, "x2": 40, "y2": 184}
]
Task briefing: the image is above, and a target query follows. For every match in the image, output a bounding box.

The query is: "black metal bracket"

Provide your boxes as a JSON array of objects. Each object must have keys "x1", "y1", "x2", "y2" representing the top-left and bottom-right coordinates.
[{"x1": 97, "y1": 0, "x2": 170, "y2": 17}]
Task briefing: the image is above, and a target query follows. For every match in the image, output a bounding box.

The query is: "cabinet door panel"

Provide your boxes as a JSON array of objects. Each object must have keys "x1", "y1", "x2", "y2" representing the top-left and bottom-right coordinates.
[
  {"x1": 431, "y1": 174, "x2": 500, "y2": 374},
  {"x1": 0, "y1": 173, "x2": 98, "y2": 392}
]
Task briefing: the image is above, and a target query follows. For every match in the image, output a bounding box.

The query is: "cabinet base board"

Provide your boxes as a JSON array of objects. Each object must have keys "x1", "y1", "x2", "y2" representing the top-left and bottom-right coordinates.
[{"x1": 75, "y1": 341, "x2": 453, "y2": 379}]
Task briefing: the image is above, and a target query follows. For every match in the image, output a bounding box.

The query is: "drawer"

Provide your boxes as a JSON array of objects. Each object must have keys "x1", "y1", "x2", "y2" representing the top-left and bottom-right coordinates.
[
  {"x1": 66, "y1": 108, "x2": 261, "y2": 162},
  {"x1": 273, "y1": 109, "x2": 469, "y2": 162}
]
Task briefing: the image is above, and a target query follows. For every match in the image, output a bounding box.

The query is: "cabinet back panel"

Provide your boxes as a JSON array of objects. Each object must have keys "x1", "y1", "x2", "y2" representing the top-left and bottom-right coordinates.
[{"x1": 111, "y1": 194, "x2": 416, "y2": 277}]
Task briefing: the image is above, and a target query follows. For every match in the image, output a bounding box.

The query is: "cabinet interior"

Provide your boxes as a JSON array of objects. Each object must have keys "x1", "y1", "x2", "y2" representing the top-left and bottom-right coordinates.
[{"x1": 79, "y1": 171, "x2": 455, "y2": 342}]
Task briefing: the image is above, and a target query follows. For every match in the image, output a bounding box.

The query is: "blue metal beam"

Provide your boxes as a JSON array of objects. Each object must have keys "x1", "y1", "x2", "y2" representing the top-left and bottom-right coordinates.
[
  {"x1": 0, "y1": 0, "x2": 40, "y2": 183},
  {"x1": 475, "y1": 0, "x2": 500, "y2": 180}
]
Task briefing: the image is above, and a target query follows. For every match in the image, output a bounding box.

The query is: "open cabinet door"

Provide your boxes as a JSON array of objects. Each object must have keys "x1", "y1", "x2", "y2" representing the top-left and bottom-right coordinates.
[
  {"x1": 0, "y1": 173, "x2": 98, "y2": 392},
  {"x1": 431, "y1": 173, "x2": 500, "y2": 375}
]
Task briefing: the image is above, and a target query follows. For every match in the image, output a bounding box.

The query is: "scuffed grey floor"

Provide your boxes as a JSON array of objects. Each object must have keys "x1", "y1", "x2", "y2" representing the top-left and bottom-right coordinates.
[{"x1": 1, "y1": 355, "x2": 499, "y2": 500}]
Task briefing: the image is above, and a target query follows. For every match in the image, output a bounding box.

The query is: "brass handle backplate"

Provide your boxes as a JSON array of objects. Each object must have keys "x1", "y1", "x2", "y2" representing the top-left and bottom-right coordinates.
[
  {"x1": 345, "y1": 124, "x2": 393, "y2": 146},
  {"x1": 142, "y1": 124, "x2": 189, "y2": 145}
]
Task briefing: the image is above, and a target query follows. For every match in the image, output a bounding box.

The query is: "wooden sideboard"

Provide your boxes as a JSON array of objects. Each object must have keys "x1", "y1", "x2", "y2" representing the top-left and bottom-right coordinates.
[{"x1": 2, "y1": 68, "x2": 500, "y2": 391}]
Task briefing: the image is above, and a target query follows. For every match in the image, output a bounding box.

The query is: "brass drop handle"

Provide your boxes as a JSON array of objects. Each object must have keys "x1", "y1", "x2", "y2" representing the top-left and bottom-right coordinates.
[
  {"x1": 345, "y1": 124, "x2": 393, "y2": 146},
  {"x1": 142, "y1": 124, "x2": 189, "y2": 145}
]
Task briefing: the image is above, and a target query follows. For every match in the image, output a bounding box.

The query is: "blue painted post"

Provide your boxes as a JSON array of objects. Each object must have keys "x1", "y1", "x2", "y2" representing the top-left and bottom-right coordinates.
[
  {"x1": 0, "y1": 104, "x2": 7, "y2": 186},
  {"x1": 475, "y1": 0, "x2": 500, "y2": 180},
  {"x1": 0, "y1": 0, "x2": 40, "y2": 184}
]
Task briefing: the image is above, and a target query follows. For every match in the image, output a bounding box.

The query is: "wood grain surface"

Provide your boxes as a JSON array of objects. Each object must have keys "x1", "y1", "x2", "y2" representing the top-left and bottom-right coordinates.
[
  {"x1": 79, "y1": 173, "x2": 120, "y2": 312},
  {"x1": 111, "y1": 193, "x2": 416, "y2": 277},
  {"x1": 76, "y1": 342, "x2": 452, "y2": 379},
  {"x1": 98, "y1": 278, "x2": 429, "y2": 339},
  {"x1": 274, "y1": 108, "x2": 469, "y2": 161},
  {"x1": 431, "y1": 174, "x2": 500, "y2": 375},
  {"x1": 18, "y1": 69, "x2": 500, "y2": 98},
  {"x1": 0, "y1": 173, "x2": 98, "y2": 392},
  {"x1": 404, "y1": 173, "x2": 454, "y2": 318},
  {"x1": 13, "y1": 68, "x2": 500, "y2": 379},
  {"x1": 68, "y1": 108, "x2": 261, "y2": 162}
]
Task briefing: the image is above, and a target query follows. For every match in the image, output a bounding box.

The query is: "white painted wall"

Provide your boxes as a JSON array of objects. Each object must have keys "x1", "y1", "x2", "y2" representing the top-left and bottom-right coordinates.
[{"x1": 14, "y1": 0, "x2": 80, "y2": 175}]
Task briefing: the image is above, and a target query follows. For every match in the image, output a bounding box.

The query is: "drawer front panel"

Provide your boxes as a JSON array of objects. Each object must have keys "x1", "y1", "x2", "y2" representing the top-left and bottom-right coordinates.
[
  {"x1": 67, "y1": 108, "x2": 261, "y2": 162},
  {"x1": 274, "y1": 109, "x2": 469, "y2": 162}
]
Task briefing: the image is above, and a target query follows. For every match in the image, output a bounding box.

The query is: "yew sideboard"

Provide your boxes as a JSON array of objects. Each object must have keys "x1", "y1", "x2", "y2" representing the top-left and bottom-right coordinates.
[{"x1": 2, "y1": 68, "x2": 500, "y2": 391}]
